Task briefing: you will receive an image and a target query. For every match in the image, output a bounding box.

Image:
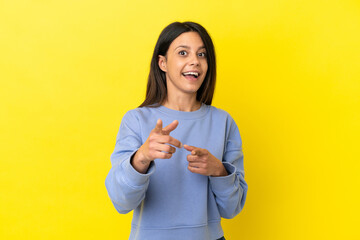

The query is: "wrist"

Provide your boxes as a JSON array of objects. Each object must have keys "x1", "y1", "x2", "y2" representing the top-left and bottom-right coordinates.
[
  {"x1": 131, "y1": 149, "x2": 151, "y2": 174},
  {"x1": 212, "y1": 163, "x2": 228, "y2": 177}
]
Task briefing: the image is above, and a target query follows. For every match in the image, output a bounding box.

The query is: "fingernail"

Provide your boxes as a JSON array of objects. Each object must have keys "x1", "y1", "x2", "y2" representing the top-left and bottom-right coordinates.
[{"x1": 179, "y1": 142, "x2": 183, "y2": 148}]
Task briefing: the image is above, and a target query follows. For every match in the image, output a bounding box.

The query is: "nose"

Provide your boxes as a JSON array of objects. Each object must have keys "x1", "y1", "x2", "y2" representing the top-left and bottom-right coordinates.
[{"x1": 189, "y1": 53, "x2": 200, "y2": 66}]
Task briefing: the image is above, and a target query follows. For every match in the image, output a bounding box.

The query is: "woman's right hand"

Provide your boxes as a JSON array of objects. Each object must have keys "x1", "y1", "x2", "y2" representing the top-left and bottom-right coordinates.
[{"x1": 131, "y1": 119, "x2": 182, "y2": 173}]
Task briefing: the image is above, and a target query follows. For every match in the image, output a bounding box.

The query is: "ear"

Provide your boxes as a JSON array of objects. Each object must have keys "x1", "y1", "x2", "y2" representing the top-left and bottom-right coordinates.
[{"x1": 158, "y1": 55, "x2": 167, "y2": 72}]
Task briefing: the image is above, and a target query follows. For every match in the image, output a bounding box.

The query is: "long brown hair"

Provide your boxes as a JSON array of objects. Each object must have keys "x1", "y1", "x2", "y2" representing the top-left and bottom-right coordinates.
[{"x1": 139, "y1": 21, "x2": 216, "y2": 107}]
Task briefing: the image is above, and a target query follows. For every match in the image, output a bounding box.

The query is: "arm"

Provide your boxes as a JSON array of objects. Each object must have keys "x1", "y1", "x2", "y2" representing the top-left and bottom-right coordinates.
[
  {"x1": 105, "y1": 111, "x2": 155, "y2": 214},
  {"x1": 183, "y1": 117, "x2": 248, "y2": 219},
  {"x1": 208, "y1": 118, "x2": 248, "y2": 219},
  {"x1": 105, "y1": 112, "x2": 182, "y2": 214}
]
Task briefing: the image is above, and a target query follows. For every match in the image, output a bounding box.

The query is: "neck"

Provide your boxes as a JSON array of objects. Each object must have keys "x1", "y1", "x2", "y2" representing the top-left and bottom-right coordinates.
[{"x1": 163, "y1": 94, "x2": 201, "y2": 112}]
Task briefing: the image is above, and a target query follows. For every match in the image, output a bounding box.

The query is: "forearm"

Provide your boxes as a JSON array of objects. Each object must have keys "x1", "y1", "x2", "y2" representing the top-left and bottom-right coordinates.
[
  {"x1": 105, "y1": 153, "x2": 154, "y2": 214},
  {"x1": 209, "y1": 162, "x2": 248, "y2": 219}
]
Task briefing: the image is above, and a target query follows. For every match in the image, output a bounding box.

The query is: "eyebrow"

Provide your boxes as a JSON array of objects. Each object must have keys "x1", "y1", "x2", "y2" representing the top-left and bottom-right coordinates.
[{"x1": 174, "y1": 45, "x2": 206, "y2": 51}]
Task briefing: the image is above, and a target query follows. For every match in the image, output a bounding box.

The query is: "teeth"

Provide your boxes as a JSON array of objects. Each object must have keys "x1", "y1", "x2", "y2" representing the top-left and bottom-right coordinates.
[{"x1": 183, "y1": 72, "x2": 199, "y2": 77}]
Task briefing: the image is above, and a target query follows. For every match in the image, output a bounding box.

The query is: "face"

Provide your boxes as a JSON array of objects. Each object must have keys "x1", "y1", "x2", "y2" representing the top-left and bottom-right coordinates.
[{"x1": 158, "y1": 31, "x2": 208, "y2": 97}]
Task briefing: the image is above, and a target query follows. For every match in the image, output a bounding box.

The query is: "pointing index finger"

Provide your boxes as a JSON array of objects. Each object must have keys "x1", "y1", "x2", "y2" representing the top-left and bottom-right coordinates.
[{"x1": 162, "y1": 120, "x2": 179, "y2": 135}]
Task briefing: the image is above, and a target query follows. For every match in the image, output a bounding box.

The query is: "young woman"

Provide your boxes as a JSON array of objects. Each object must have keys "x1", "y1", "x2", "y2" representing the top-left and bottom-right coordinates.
[{"x1": 105, "y1": 21, "x2": 248, "y2": 240}]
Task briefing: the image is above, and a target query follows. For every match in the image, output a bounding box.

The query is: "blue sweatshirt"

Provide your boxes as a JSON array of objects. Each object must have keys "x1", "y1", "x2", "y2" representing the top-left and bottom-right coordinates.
[{"x1": 105, "y1": 104, "x2": 248, "y2": 240}]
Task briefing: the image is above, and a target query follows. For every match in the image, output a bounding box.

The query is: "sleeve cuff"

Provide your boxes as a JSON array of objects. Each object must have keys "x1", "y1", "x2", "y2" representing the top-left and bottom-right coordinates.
[
  {"x1": 121, "y1": 150, "x2": 156, "y2": 188},
  {"x1": 209, "y1": 162, "x2": 237, "y2": 194}
]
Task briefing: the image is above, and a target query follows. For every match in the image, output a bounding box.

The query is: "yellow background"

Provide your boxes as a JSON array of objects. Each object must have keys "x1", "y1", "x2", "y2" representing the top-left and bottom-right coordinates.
[{"x1": 1, "y1": 0, "x2": 359, "y2": 239}]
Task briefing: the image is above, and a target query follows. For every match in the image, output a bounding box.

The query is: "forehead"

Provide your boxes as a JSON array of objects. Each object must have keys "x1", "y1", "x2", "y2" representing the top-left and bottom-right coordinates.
[{"x1": 169, "y1": 32, "x2": 204, "y2": 49}]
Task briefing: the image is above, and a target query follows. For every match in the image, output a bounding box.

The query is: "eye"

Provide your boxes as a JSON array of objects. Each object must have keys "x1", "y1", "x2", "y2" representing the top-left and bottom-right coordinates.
[
  {"x1": 198, "y1": 52, "x2": 207, "y2": 57},
  {"x1": 179, "y1": 50, "x2": 187, "y2": 56}
]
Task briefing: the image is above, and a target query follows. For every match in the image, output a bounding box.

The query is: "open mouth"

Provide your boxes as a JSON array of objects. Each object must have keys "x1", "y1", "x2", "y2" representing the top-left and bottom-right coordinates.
[{"x1": 182, "y1": 72, "x2": 199, "y2": 79}]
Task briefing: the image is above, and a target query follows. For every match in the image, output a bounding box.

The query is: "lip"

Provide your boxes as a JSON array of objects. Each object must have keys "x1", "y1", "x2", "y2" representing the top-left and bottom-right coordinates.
[
  {"x1": 182, "y1": 70, "x2": 201, "y2": 79},
  {"x1": 182, "y1": 74, "x2": 200, "y2": 82}
]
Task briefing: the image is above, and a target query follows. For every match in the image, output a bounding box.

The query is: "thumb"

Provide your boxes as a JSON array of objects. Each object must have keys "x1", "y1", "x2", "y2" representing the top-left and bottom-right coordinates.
[
  {"x1": 154, "y1": 119, "x2": 163, "y2": 133},
  {"x1": 183, "y1": 144, "x2": 197, "y2": 154}
]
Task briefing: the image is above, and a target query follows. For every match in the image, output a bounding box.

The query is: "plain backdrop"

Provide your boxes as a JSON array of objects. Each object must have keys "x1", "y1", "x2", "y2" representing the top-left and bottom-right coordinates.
[{"x1": 1, "y1": 0, "x2": 359, "y2": 239}]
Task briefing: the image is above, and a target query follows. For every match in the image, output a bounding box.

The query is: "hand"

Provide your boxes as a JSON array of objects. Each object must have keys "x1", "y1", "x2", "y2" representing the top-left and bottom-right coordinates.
[
  {"x1": 132, "y1": 119, "x2": 182, "y2": 173},
  {"x1": 183, "y1": 144, "x2": 228, "y2": 177}
]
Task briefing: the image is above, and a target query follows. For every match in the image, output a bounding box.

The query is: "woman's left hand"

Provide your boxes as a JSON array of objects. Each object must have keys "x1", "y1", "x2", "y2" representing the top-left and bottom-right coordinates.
[{"x1": 183, "y1": 144, "x2": 228, "y2": 177}]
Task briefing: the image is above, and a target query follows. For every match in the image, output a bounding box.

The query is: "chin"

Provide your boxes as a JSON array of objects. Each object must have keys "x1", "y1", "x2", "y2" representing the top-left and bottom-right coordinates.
[{"x1": 183, "y1": 88, "x2": 201, "y2": 94}]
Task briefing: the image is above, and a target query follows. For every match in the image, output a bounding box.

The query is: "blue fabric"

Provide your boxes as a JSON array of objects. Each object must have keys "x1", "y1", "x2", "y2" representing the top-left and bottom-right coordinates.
[{"x1": 105, "y1": 104, "x2": 247, "y2": 240}]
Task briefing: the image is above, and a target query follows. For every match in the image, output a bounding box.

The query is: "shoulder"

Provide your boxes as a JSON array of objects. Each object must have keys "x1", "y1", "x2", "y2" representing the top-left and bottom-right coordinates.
[
  {"x1": 121, "y1": 106, "x2": 161, "y2": 126},
  {"x1": 123, "y1": 106, "x2": 153, "y2": 118},
  {"x1": 208, "y1": 105, "x2": 240, "y2": 133},
  {"x1": 207, "y1": 105, "x2": 234, "y2": 121}
]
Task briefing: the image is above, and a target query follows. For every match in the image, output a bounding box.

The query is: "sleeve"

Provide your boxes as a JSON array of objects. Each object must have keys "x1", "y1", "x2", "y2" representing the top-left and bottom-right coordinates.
[
  {"x1": 208, "y1": 116, "x2": 248, "y2": 219},
  {"x1": 105, "y1": 110, "x2": 155, "y2": 214}
]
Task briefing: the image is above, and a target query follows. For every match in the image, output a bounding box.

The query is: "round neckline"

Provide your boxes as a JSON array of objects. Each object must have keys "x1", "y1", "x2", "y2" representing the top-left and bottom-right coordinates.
[{"x1": 156, "y1": 103, "x2": 210, "y2": 120}]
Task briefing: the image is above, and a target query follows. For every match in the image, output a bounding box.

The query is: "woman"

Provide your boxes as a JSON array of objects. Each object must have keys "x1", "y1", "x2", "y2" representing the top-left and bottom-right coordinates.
[{"x1": 105, "y1": 21, "x2": 248, "y2": 240}]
